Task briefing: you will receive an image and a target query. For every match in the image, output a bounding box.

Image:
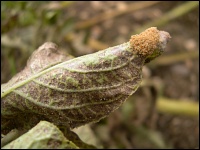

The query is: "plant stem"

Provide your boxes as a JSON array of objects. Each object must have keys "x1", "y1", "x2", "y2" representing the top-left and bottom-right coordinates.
[
  {"x1": 156, "y1": 97, "x2": 199, "y2": 117},
  {"x1": 74, "y1": 1, "x2": 160, "y2": 30},
  {"x1": 148, "y1": 50, "x2": 199, "y2": 68},
  {"x1": 134, "y1": 1, "x2": 199, "y2": 34},
  {"x1": 1, "y1": 129, "x2": 26, "y2": 148}
]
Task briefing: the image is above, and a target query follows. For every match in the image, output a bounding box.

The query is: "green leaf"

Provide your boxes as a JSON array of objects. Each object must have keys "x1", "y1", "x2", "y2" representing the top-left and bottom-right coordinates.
[{"x1": 2, "y1": 121, "x2": 79, "y2": 149}]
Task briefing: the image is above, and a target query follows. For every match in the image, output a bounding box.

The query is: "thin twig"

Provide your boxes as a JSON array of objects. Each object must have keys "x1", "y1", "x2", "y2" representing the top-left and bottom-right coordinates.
[
  {"x1": 1, "y1": 129, "x2": 26, "y2": 148},
  {"x1": 75, "y1": 1, "x2": 160, "y2": 30},
  {"x1": 156, "y1": 97, "x2": 199, "y2": 117},
  {"x1": 134, "y1": 1, "x2": 199, "y2": 34},
  {"x1": 148, "y1": 50, "x2": 199, "y2": 68}
]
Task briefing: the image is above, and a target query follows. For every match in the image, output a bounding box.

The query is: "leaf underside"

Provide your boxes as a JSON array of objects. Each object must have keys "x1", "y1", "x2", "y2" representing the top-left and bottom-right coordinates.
[{"x1": 1, "y1": 42, "x2": 143, "y2": 134}]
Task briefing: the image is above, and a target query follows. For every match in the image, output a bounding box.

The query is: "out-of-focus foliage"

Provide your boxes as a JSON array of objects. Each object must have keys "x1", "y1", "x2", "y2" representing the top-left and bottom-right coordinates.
[
  {"x1": 1, "y1": 1, "x2": 75, "y2": 80},
  {"x1": 1, "y1": 1, "x2": 74, "y2": 33}
]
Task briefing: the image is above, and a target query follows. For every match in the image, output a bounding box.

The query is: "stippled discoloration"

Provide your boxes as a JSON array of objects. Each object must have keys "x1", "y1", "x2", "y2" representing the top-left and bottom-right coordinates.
[{"x1": 1, "y1": 27, "x2": 171, "y2": 134}]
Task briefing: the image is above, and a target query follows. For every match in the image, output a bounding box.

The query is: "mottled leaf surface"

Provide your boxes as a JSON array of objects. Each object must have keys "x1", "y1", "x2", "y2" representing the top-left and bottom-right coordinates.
[
  {"x1": 1, "y1": 27, "x2": 171, "y2": 134},
  {"x1": 2, "y1": 121, "x2": 79, "y2": 149}
]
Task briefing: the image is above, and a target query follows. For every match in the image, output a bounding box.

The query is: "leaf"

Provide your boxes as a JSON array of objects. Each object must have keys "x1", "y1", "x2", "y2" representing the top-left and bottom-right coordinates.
[
  {"x1": 2, "y1": 121, "x2": 79, "y2": 149},
  {"x1": 59, "y1": 125, "x2": 98, "y2": 149},
  {"x1": 1, "y1": 27, "x2": 171, "y2": 134},
  {"x1": 72, "y1": 125, "x2": 103, "y2": 148}
]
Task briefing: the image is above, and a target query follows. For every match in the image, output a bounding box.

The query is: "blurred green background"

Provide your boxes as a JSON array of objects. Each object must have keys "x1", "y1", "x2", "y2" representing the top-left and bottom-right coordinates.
[{"x1": 1, "y1": 1, "x2": 199, "y2": 149}]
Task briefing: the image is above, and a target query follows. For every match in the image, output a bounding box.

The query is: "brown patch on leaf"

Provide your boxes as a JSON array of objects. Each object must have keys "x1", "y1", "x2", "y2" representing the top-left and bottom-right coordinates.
[{"x1": 130, "y1": 27, "x2": 160, "y2": 56}]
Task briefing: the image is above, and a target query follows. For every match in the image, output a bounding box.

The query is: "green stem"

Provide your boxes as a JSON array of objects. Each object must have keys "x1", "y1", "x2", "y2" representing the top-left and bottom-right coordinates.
[
  {"x1": 1, "y1": 129, "x2": 26, "y2": 148},
  {"x1": 156, "y1": 97, "x2": 199, "y2": 117}
]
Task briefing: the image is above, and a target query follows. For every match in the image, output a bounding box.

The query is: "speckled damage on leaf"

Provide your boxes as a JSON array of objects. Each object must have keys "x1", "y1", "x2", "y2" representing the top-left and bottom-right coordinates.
[
  {"x1": 1, "y1": 27, "x2": 171, "y2": 134},
  {"x1": 2, "y1": 121, "x2": 79, "y2": 149}
]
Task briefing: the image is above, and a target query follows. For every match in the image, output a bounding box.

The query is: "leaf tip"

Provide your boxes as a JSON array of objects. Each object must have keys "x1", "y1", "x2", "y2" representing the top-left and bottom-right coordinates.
[
  {"x1": 38, "y1": 42, "x2": 58, "y2": 51},
  {"x1": 130, "y1": 27, "x2": 160, "y2": 56},
  {"x1": 129, "y1": 27, "x2": 171, "y2": 63}
]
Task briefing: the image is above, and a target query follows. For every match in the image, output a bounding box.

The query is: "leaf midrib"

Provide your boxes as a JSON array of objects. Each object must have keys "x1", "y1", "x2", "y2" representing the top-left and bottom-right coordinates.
[{"x1": 1, "y1": 42, "x2": 132, "y2": 98}]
